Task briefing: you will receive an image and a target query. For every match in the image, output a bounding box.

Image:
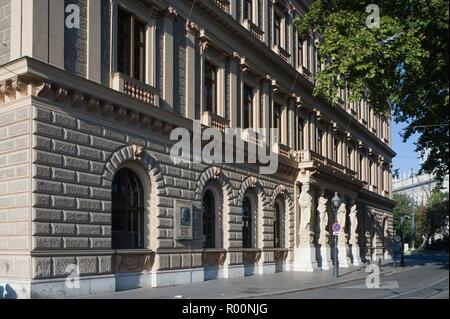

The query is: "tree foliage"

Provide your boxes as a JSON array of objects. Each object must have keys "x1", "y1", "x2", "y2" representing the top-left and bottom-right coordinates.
[
  {"x1": 416, "y1": 190, "x2": 449, "y2": 248},
  {"x1": 392, "y1": 193, "x2": 414, "y2": 237},
  {"x1": 295, "y1": 0, "x2": 449, "y2": 182}
]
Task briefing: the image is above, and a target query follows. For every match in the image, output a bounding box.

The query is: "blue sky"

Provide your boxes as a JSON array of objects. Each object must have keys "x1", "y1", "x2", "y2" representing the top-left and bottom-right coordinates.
[{"x1": 392, "y1": 121, "x2": 422, "y2": 176}]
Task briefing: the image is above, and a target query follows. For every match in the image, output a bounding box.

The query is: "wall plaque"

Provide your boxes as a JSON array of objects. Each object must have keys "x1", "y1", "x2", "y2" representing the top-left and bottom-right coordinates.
[{"x1": 175, "y1": 200, "x2": 193, "y2": 240}]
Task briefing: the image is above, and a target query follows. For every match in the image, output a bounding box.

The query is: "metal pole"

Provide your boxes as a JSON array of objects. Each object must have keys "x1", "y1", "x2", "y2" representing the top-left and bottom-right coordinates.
[{"x1": 333, "y1": 207, "x2": 339, "y2": 279}]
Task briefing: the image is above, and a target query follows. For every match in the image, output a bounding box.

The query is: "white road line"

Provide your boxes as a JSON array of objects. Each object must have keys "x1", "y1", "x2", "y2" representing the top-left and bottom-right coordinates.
[{"x1": 384, "y1": 275, "x2": 449, "y2": 299}]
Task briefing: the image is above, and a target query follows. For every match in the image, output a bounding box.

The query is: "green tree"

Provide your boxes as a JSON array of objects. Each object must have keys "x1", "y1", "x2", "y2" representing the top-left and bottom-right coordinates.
[
  {"x1": 295, "y1": 0, "x2": 449, "y2": 182},
  {"x1": 416, "y1": 190, "x2": 449, "y2": 249},
  {"x1": 392, "y1": 193, "x2": 414, "y2": 238}
]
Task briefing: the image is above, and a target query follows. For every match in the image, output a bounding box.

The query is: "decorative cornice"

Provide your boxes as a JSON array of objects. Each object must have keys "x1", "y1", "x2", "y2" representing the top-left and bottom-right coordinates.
[{"x1": 1, "y1": 74, "x2": 177, "y2": 139}]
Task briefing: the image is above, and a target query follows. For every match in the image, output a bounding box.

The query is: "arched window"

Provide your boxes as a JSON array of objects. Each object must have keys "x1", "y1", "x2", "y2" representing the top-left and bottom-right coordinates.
[
  {"x1": 202, "y1": 190, "x2": 216, "y2": 248},
  {"x1": 112, "y1": 168, "x2": 145, "y2": 249},
  {"x1": 242, "y1": 197, "x2": 253, "y2": 248},
  {"x1": 274, "y1": 202, "x2": 283, "y2": 248}
]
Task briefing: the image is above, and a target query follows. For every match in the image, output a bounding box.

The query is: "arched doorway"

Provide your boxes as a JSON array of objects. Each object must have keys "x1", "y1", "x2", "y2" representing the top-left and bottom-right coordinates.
[
  {"x1": 202, "y1": 190, "x2": 216, "y2": 248},
  {"x1": 242, "y1": 197, "x2": 253, "y2": 248},
  {"x1": 112, "y1": 168, "x2": 145, "y2": 249}
]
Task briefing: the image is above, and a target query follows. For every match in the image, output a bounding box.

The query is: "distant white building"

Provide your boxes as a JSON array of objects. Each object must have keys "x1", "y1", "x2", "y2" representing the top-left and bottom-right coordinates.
[{"x1": 393, "y1": 170, "x2": 449, "y2": 206}]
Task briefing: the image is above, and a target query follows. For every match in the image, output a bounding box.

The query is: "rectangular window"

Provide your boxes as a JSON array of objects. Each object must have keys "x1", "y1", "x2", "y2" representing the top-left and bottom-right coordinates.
[
  {"x1": 348, "y1": 147, "x2": 353, "y2": 170},
  {"x1": 243, "y1": 0, "x2": 253, "y2": 21},
  {"x1": 333, "y1": 138, "x2": 339, "y2": 163},
  {"x1": 117, "y1": 8, "x2": 146, "y2": 82},
  {"x1": 317, "y1": 130, "x2": 323, "y2": 155},
  {"x1": 274, "y1": 14, "x2": 281, "y2": 47},
  {"x1": 274, "y1": 103, "x2": 282, "y2": 144},
  {"x1": 297, "y1": 117, "x2": 304, "y2": 150},
  {"x1": 297, "y1": 35, "x2": 303, "y2": 68},
  {"x1": 205, "y1": 62, "x2": 217, "y2": 113},
  {"x1": 243, "y1": 84, "x2": 254, "y2": 129},
  {"x1": 134, "y1": 18, "x2": 146, "y2": 81},
  {"x1": 359, "y1": 154, "x2": 364, "y2": 180}
]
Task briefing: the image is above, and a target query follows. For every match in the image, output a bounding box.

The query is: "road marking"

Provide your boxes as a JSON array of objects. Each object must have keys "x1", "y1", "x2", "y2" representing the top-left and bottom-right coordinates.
[{"x1": 384, "y1": 275, "x2": 449, "y2": 299}]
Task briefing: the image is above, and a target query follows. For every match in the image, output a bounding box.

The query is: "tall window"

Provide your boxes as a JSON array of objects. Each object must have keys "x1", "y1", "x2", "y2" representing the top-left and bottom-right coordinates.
[
  {"x1": 369, "y1": 160, "x2": 374, "y2": 185},
  {"x1": 347, "y1": 147, "x2": 353, "y2": 170},
  {"x1": 296, "y1": 117, "x2": 304, "y2": 150},
  {"x1": 205, "y1": 62, "x2": 217, "y2": 113},
  {"x1": 243, "y1": 84, "x2": 254, "y2": 129},
  {"x1": 296, "y1": 35, "x2": 303, "y2": 68},
  {"x1": 274, "y1": 203, "x2": 283, "y2": 248},
  {"x1": 243, "y1": 0, "x2": 253, "y2": 21},
  {"x1": 274, "y1": 14, "x2": 281, "y2": 47},
  {"x1": 112, "y1": 168, "x2": 145, "y2": 249},
  {"x1": 359, "y1": 154, "x2": 364, "y2": 180},
  {"x1": 333, "y1": 138, "x2": 340, "y2": 163},
  {"x1": 202, "y1": 190, "x2": 216, "y2": 248},
  {"x1": 117, "y1": 8, "x2": 146, "y2": 81},
  {"x1": 274, "y1": 103, "x2": 282, "y2": 144},
  {"x1": 317, "y1": 129, "x2": 323, "y2": 155},
  {"x1": 242, "y1": 197, "x2": 253, "y2": 248}
]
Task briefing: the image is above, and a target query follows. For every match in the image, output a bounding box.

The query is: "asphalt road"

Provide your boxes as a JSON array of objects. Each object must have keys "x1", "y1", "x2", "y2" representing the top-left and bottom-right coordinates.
[{"x1": 254, "y1": 255, "x2": 449, "y2": 299}]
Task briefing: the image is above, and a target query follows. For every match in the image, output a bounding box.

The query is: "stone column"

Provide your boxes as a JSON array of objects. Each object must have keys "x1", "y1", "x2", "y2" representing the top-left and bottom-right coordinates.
[
  {"x1": 185, "y1": 21, "x2": 198, "y2": 120},
  {"x1": 337, "y1": 201, "x2": 351, "y2": 267},
  {"x1": 293, "y1": 182, "x2": 318, "y2": 272},
  {"x1": 229, "y1": 52, "x2": 240, "y2": 128},
  {"x1": 317, "y1": 189, "x2": 332, "y2": 270},
  {"x1": 348, "y1": 200, "x2": 361, "y2": 266},
  {"x1": 162, "y1": 7, "x2": 177, "y2": 110},
  {"x1": 87, "y1": 0, "x2": 101, "y2": 83}
]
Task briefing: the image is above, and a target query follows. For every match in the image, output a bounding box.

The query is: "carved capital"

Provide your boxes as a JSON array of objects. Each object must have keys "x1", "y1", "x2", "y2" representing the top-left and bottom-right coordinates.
[
  {"x1": 186, "y1": 20, "x2": 199, "y2": 34},
  {"x1": 164, "y1": 6, "x2": 178, "y2": 18}
]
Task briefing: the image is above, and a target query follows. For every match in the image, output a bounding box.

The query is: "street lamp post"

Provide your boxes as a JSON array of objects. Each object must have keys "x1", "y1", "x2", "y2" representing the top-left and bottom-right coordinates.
[{"x1": 331, "y1": 192, "x2": 342, "y2": 279}]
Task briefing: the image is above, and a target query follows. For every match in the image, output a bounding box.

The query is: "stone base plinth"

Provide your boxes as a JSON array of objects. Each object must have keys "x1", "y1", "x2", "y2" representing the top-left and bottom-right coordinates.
[
  {"x1": 350, "y1": 242, "x2": 361, "y2": 266},
  {"x1": 293, "y1": 246, "x2": 318, "y2": 272},
  {"x1": 319, "y1": 243, "x2": 333, "y2": 270}
]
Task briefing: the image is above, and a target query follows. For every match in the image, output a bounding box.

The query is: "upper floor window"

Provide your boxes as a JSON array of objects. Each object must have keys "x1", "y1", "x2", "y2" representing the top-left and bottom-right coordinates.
[
  {"x1": 243, "y1": 0, "x2": 253, "y2": 21},
  {"x1": 243, "y1": 84, "x2": 254, "y2": 129},
  {"x1": 296, "y1": 35, "x2": 303, "y2": 69},
  {"x1": 274, "y1": 14, "x2": 282, "y2": 47},
  {"x1": 205, "y1": 61, "x2": 218, "y2": 113},
  {"x1": 359, "y1": 154, "x2": 364, "y2": 180},
  {"x1": 274, "y1": 103, "x2": 282, "y2": 144},
  {"x1": 296, "y1": 117, "x2": 304, "y2": 150},
  {"x1": 333, "y1": 138, "x2": 340, "y2": 163},
  {"x1": 317, "y1": 129, "x2": 324, "y2": 155},
  {"x1": 348, "y1": 147, "x2": 353, "y2": 170},
  {"x1": 117, "y1": 8, "x2": 146, "y2": 82}
]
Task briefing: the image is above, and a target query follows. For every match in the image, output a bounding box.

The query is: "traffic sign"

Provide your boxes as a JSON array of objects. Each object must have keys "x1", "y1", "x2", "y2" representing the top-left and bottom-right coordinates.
[{"x1": 332, "y1": 223, "x2": 341, "y2": 235}]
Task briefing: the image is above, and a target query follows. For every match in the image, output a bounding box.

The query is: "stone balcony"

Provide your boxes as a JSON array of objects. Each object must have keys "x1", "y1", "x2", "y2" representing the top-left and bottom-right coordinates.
[
  {"x1": 210, "y1": 0, "x2": 230, "y2": 14},
  {"x1": 294, "y1": 150, "x2": 358, "y2": 180},
  {"x1": 111, "y1": 72, "x2": 160, "y2": 107},
  {"x1": 201, "y1": 111, "x2": 230, "y2": 132},
  {"x1": 242, "y1": 19, "x2": 264, "y2": 42}
]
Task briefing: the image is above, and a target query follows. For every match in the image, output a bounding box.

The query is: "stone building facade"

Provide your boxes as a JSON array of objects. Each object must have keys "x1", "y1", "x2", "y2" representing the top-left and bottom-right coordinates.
[{"x1": 0, "y1": 0, "x2": 395, "y2": 298}]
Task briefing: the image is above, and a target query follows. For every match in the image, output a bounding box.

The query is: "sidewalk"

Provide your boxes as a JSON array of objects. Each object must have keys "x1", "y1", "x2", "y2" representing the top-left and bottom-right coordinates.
[{"x1": 88, "y1": 260, "x2": 397, "y2": 299}]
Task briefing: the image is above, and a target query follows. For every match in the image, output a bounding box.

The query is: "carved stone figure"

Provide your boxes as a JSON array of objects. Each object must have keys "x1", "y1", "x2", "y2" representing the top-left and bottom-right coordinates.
[
  {"x1": 299, "y1": 183, "x2": 313, "y2": 232},
  {"x1": 337, "y1": 202, "x2": 347, "y2": 231},
  {"x1": 317, "y1": 193, "x2": 328, "y2": 237},
  {"x1": 349, "y1": 204, "x2": 358, "y2": 241}
]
